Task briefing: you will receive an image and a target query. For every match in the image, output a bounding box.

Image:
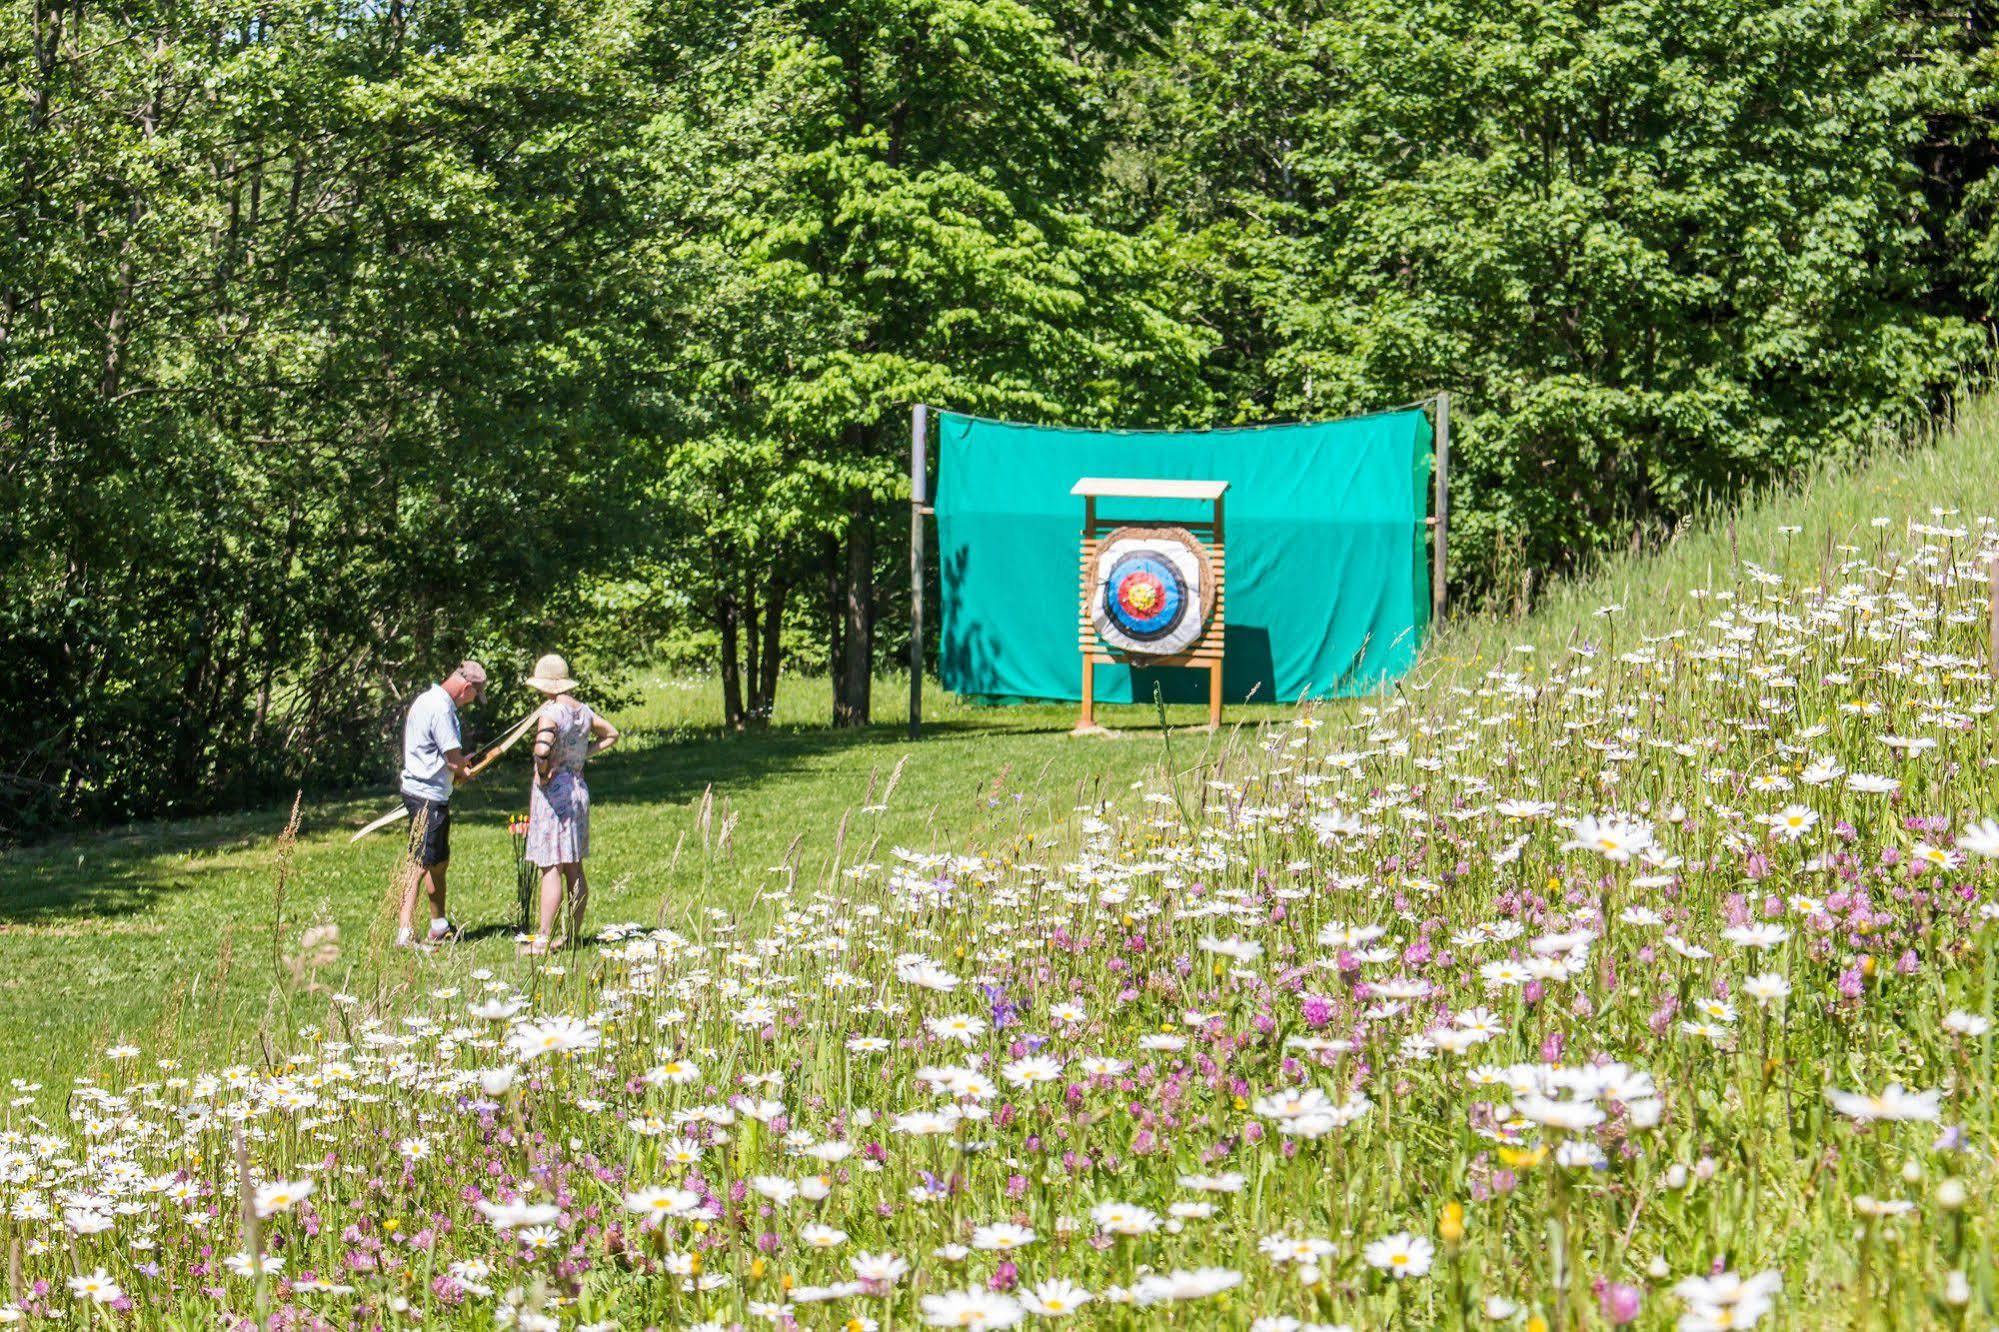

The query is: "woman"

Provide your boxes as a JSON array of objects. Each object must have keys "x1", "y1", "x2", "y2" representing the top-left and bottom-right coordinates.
[{"x1": 521, "y1": 653, "x2": 618, "y2": 953}]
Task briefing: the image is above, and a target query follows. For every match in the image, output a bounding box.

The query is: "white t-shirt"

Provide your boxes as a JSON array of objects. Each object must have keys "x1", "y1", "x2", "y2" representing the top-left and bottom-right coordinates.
[{"x1": 400, "y1": 684, "x2": 462, "y2": 802}]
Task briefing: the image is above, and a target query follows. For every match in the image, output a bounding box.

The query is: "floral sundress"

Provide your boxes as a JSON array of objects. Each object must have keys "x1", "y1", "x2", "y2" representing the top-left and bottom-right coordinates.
[{"x1": 526, "y1": 701, "x2": 593, "y2": 867}]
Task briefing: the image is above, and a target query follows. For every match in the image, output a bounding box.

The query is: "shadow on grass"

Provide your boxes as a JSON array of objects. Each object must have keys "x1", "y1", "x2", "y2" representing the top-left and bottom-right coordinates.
[
  {"x1": 0, "y1": 805, "x2": 314, "y2": 927},
  {"x1": 580, "y1": 716, "x2": 1093, "y2": 810},
  {"x1": 452, "y1": 922, "x2": 526, "y2": 946}
]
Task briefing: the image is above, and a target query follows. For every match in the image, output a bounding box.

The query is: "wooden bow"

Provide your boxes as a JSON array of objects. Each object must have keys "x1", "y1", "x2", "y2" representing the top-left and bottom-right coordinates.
[
  {"x1": 347, "y1": 707, "x2": 542, "y2": 844},
  {"x1": 463, "y1": 706, "x2": 542, "y2": 779}
]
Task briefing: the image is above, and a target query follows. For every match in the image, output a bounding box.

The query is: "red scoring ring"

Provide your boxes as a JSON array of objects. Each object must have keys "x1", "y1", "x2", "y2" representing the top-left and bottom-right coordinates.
[{"x1": 1116, "y1": 571, "x2": 1167, "y2": 619}]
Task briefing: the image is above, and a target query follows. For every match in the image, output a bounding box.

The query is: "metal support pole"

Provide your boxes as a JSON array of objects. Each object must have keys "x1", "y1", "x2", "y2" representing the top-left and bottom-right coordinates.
[
  {"x1": 908, "y1": 404, "x2": 929, "y2": 739},
  {"x1": 1433, "y1": 391, "x2": 1450, "y2": 623}
]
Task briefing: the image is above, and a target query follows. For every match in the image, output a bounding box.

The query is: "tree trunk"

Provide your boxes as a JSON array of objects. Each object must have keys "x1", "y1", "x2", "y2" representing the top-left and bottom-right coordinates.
[
  {"x1": 755, "y1": 574, "x2": 786, "y2": 723},
  {"x1": 2, "y1": 1, "x2": 63, "y2": 348},
  {"x1": 824, "y1": 535, "x2": 844, "y2": 723},
  {"x1": 718, "y1": 595, "x2": 745, "y2": 732},
  {"x1": 835, "y1": 495, "x2": 873, "y2": 727},
  {"x1": 101, "y1": 33, "x2": 169, "y2": 400},
  {"x1": 742, "y1": 574, "x2": 762, "y2": 724}
]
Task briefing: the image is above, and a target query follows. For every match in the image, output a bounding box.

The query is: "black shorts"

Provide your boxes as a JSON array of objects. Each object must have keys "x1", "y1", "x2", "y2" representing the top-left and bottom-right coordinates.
[{"x1": 403, "y1": 794, "x2": 451, "y2": 867}]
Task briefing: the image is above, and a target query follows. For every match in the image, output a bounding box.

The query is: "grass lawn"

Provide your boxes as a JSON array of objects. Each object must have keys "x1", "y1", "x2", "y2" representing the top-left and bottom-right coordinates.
[
  {"x1": 0, "y1": 681, "x2": 1292, "y2": 1093},
  {"x1": 4, "y1": 394, "x2": 1994, "y2": 1096}
]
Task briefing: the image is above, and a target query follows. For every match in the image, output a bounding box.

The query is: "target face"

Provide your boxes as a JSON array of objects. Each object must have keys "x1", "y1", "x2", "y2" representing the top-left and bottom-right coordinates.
[{"x1": 1092, "y1": 528, "x2": 1213, "y2": 656}]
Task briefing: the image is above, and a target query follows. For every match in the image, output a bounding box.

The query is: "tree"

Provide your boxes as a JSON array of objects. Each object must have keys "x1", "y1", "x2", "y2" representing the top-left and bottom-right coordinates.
[
  {"x1": 0, "y1": 0, "x2": 688, "y2": 826},
  {"x1": 649, "y1": 0, "x2": 1212, "y2": 729},
  {"x1": 2, "y1": 0, "x2": 1993, "y2": 827},
  {"x1": 1114, "y1": 0, "x2": 1987, "y2": 592}
]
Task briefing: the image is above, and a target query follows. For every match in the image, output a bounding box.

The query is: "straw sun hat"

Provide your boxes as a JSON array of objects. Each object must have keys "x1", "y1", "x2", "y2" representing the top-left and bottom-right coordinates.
[{"x1": 524, "y1": 653, "x2": 579, "y2": 695}]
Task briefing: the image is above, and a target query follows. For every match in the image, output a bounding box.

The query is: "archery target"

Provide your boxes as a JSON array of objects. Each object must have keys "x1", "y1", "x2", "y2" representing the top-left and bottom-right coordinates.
[{"x1": 1091, "y1": 527, "x2": 1214, "y2": 656}]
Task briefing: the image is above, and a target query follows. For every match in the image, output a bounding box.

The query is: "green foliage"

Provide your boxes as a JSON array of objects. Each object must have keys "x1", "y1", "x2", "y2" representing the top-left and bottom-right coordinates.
[
  {"x1": 1116, "y1": 0, "x2": 1992, "y2": 589},
  {"x1": 0, "y1": 0, "x2": 694, "y2": 827}
]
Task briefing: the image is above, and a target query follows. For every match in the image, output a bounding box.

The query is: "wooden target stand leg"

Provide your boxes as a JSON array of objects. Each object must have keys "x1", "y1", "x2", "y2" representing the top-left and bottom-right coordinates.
[
  {"x1": 1074, "y1": 653, "x2": 1108, "y2": 737},
  {"x1": 1072, "y1": 650, "x2": 1224, "y2": 735}
]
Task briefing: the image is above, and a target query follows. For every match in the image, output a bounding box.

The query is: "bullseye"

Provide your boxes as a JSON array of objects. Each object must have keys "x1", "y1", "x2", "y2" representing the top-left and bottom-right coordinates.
[{"x1": 1117, "y1": 571, "x2": 1164, "y2": 617}]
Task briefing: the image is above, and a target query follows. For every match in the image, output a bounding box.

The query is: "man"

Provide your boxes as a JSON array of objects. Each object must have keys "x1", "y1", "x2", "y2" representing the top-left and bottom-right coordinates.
[{"x1": 397, "y1": 660, "x2": 487, "y2": 946}]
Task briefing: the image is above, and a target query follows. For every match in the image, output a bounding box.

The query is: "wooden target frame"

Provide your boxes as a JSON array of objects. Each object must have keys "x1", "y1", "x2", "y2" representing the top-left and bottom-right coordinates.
[{"x1": 1071, "y1": 477, "x2": 1229, "y2": 733}]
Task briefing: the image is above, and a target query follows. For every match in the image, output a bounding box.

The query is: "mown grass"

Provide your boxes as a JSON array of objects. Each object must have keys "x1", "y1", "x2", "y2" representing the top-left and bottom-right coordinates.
[{"x1": 0, "y1": 682, "x2": 1287, "y2": 1093}]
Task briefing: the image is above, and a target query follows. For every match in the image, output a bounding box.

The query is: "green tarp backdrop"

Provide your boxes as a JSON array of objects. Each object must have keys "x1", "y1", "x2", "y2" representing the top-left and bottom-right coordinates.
[{"x1": 934, "y1": 408, "x2": 1434, "y2": 705}]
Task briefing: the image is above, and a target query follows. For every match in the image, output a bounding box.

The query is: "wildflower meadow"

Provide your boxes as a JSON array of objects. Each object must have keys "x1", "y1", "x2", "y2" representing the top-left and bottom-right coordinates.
[{"x1": 10, "y1": 518, "x2": 1999, "y2": 1330}]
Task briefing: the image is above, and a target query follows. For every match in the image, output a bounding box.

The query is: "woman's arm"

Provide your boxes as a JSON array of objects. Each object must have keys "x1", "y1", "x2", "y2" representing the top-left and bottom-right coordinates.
[
  {"x1": 588, "y1": 711, "x2": 620, "y2": 757},
  {"x1": 532, "y1": 707, "x2": 559, "y2": 782}
]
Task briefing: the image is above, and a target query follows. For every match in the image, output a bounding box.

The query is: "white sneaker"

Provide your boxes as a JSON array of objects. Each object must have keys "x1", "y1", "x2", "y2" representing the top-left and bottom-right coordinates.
[
  {"x1": 396, "y1": 927, "x2": 415, "y2": 948},
  {"x1": 428, "y1": 918, "x2": 455, "y2": 941}
]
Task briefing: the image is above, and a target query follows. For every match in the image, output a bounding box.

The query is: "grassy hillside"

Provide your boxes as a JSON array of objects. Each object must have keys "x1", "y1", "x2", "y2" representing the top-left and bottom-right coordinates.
[
  {"x1": 3, "y1": 408, "x2": 1995, "y2": 1329},
  {"x1": 1, "y1": 404, "x2": 1996, "y2": 1328},
  {"x1": 4, "y1": 398, "x2": 1995, "y2": 1092},
  {"x1": 1430, "y1": 396, "x2": 1999, "y2": 664}
]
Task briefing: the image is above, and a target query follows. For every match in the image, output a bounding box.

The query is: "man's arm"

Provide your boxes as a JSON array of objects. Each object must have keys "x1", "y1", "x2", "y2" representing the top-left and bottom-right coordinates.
[{"x1": 438, "y1": 704, "x2": 472, "y2": 782}]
